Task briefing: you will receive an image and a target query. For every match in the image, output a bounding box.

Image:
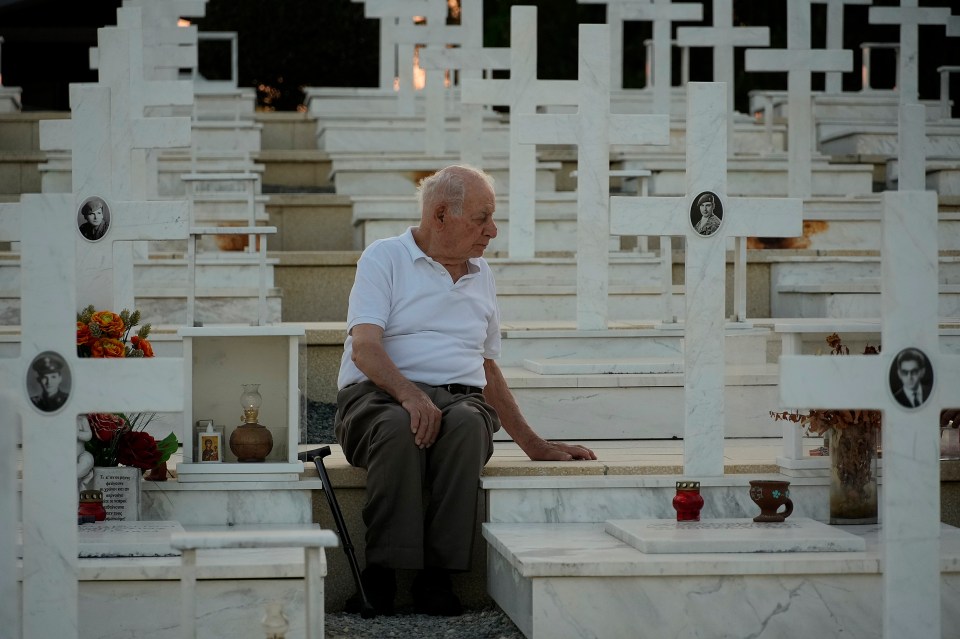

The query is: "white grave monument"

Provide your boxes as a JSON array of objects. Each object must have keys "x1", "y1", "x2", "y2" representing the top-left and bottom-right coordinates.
[
  {"x1": 0, "y1": 391, "x2": 19, "y2": 639},
  {"x1": 0, "y1": 192, "x2": 184, "y2": 639},
  {"x1": 869, "y1": 0, "x2": 952, "y2": 106},
  {"x1": 516, "y1": 23, "x2": 670, "y2": 330},
  {"x1": 619, "y1": 0, "x2": 702, "y2": 117},
  {"x1": 460, "y1": 5, "x2": 579, "y2": 259},
  {"x1": 675, "y1": 0, "x2": 769, "y2": 148},
  {"x1": 611, "y1": 82, "x2": 802, "y2": 476},
  {"x1": 744, "y1": 0, "x2": 852, "y2": 199},
  {"x1": 814, "y1": 0, "x2": 872, "y2": 95},
  {"x1": 779, "y1": 184, "x2": 958, "y2": 639}
]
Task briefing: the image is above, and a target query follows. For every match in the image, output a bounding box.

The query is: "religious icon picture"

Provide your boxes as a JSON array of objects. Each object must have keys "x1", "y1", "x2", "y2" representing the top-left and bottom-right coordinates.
[
  {"x1": 199, "y1": 432, "x2": 222, "y2": 463},
  {"x1": 27, "y1": 351, "x2": 71, "y2": 413},
  {"x1": 77, "y1": 196, "x2": 111, "y2": 242},
  {"x1": 690, "y1": 191, "x2": 723, "y2": 237},
  {"x1": 889, "y1": 347, "x2": 934, "y2": 410}
]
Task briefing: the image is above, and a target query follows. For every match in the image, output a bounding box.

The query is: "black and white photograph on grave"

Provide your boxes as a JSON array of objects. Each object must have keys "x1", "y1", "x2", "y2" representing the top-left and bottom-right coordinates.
[
  {"x1": 27, "y1": 351, "x2": 70, "y2": 413},
  {"x1": 77, "y1": 196, "x2": 110, "y2": 242},
  {"x1": 890, "y1": 347, "x2": 934, "y2": 409},
  {"x1": 690, "y1": 191, "x2": 723, "y2": 236}
]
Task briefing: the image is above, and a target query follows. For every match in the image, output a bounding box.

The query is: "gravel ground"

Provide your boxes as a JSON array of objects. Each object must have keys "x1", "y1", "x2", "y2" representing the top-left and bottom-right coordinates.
[
  {"x1": 307, "y1": 401, "x2": 526, "y2": 639},
  {"x1": 325, "y1": 607, "x2": 526, "y2": 639}
]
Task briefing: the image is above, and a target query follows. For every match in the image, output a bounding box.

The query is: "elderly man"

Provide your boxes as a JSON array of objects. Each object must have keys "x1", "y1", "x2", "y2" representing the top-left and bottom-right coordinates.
[{"x1": 335, "y1": 165, "x2": 595, "y2": 617}]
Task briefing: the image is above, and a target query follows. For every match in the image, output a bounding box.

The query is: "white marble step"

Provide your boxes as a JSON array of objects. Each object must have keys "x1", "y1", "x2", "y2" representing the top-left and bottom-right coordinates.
[
  {"x1": 318, "y1": 117, "x2": 511, "y2": 153},
  {"x1": 819, "y1": 121, "x2": 960, "y2": 158},
  {"x1": 483, "y1": 517, "x2": 960, "y2": 639},
  {"x1": 135, "y1": 288, "x2": 282, "y2": 325},
  {"x1": 498, "y1": 324, "x2": 770, "y2": 368},
  {"x1": 521, "y1": 357, "x2": 682, "y2": 375},
  {"x1": 494, "y1": 282, "x2": 685, "y2": 322},
  {"x1": 772, "y1": 281, "x2": 960, "y2": 318},
  {"x1": 327, "y1": 153, "x2": 560, "y2": 196},
  {"x1": 499, "y1": 363, "x2": 780, "y2": 440}
]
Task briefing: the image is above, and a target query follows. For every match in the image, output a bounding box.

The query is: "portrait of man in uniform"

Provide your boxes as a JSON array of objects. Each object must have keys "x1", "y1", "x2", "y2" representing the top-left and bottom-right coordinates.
[
  {"x1": 28, "y1": 352, "x2": 70, "y2": 412},
  {"x1": 690, "y1": 191, "x2": 723, "y2": 237}
]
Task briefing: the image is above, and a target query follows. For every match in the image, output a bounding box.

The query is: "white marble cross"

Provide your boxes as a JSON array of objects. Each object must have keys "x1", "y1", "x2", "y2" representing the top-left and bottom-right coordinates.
[
  {"x1": 355, "y1": 0, "x2": 433, "y2": 92},
  {"x1": 779, "y1": 187, "x2": 956, "y2": 639},
  {"x1": 0, "y1": 193, "x2": 184, "y2": 639},
  {"x1": 41, "y1": 19, "x2": 192, "y2": 312},
  {"x1": 577, "y1": 0, "x2": 654, "y2": 90},
  {"x1": 869, "y1": 0, "x2": 952, "y2": 106},
  {"x1": 610, "y1": 82, "x2": 802, "y2": 476},
  {"x1": 675, "y1": 0, "x2": 769, "y2": 148},
  {"x1": 744, "y1": 1, "x2": 852, "y2": 198},
  {"x1": 460, "y1": 5, "x2": 579, "y2": 259},
  {"x1": 811, "y1": 0, "x2": 871, "y2": 94},
  {"x1": 0, "y1": 390, "x2": 18, "y2": 639},
  {"x1": 360, "y1": 0, "x2": 449, "y2": 116},
  {"x1": 517, "y1": 24, "x2": 670, "y2": 330},
  {"x1": 418, "y1": 45, "x2": 510, "y2": 166},
  {"x1": 619, "y1": 0, "x2": 703, "y2": 116},
  {"x1": 391, "y1": 5, "x2": 468, "y2": 155},
  {"x1": 898, "y1": 102, "x2": 928, "y2": 191}
]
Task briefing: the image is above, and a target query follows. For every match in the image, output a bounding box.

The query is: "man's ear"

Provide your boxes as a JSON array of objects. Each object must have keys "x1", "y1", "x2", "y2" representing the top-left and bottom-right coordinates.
[{"x1": 434, "y1": 203, "x2": 447, "y2": 224}]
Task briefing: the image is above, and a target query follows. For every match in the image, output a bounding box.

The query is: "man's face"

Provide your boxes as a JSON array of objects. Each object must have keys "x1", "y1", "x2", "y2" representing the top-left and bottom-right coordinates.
[
  {"x1": 39, "y1": 371, "x2": 62, "y2": 396},
  {"x1": 700, "y1": 201, "x2": 714, "y2": 216},
  {"x1": 438, "y1": 178, "x2": 498, "y2": 260},
  {"x1": 898, "y1": 360, "x2": 924, "y2": 391},
  {"x1": 85, "y1": 205, "x2": 104, "y2": 227}
]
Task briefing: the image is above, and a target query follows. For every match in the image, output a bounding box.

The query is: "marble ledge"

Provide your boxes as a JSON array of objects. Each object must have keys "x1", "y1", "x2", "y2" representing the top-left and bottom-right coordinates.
[
  {"x1": 77, "y1": 547, "x2": 312, "y2": 581},
  {"x1": 483, "y1": 522, "x2": 960, "y2": 579},
  {"x1": 481, "y1": 474, "x2": 823, "y2": 490}
]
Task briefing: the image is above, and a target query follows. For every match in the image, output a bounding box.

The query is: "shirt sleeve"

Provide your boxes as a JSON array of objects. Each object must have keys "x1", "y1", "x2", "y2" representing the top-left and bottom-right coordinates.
[{"x1": 346, "y1": 243, "x2": 393, "y2": 332}]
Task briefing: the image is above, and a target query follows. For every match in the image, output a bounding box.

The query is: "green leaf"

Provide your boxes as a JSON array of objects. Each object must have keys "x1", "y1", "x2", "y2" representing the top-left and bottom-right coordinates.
[{"x1": 155, "y1": 432, "x2": 179, "y2": 463}]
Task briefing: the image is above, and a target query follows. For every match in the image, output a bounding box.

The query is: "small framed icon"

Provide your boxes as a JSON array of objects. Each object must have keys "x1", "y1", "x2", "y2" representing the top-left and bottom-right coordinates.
[
  {"x1": 889, "y1": 347, "x2": 934, "y2": 410},
  {"x1": 199, "y1": 432, "x2": 223, "y2": 463}
]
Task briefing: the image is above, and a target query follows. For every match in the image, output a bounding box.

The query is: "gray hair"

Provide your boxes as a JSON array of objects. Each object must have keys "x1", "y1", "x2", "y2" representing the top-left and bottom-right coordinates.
[{"x1": 417, "y1": 165, "x2": 494, "y2": 217}]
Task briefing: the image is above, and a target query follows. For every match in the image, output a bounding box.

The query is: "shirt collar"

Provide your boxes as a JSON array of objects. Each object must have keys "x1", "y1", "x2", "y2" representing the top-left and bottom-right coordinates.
[{"x1": 400, "y1": 227, "x2": 481, "y2": 273}]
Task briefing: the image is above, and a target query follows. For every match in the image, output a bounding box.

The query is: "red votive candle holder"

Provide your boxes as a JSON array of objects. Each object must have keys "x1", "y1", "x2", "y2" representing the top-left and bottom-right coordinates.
[{"x1": 672, "y1": 480, "x2": 704, "y2": 522}]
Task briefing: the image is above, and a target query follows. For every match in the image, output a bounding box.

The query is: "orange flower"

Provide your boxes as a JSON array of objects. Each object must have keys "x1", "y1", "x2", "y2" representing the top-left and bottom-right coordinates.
[
  {"x1": 90, "y1": 311, "x2": 125, "y2": 339},
  {"x1": 131, "y1": 335, "x2": 154, "y2": 357},
  {"x1": 76, "y1": 321, "x2": 92, "y2": 346},
  {"x1": 91, "y1": 337, "x2": 126, "y2": 358}
]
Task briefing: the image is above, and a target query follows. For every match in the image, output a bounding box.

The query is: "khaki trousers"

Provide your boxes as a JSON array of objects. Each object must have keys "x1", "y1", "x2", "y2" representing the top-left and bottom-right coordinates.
[{"x1": 334, "y1": 381, "x2": 499, "y2": 570}]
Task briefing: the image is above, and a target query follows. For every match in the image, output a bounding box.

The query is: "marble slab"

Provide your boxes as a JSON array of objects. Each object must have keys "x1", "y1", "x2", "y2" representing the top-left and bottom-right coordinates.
[
  {"x1": 605, "y1": 517, "x2": 866, "y2": 554},
  {"x1": 78, "y1": 520, "x2": 183, "y2": 558}
]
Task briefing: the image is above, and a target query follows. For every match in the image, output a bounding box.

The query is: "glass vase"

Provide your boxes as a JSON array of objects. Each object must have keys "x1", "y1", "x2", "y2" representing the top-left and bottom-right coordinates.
[{"x1": 827, "y1": 427, "x2": 879, "y2": 525}]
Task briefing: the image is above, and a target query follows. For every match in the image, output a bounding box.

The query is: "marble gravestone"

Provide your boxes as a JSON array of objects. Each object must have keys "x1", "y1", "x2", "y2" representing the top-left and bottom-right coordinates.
[
  {"x1": 0, "y1": 192, "x2": 185, "y2": 639},
  {"x1": 610, "y1": 82, "x2": 802, "y2": 477},
  {"x1": 516, "y1": 23, "x2": 670, "y2": 330},
  {"x1": 390, "y1": 4, "x2": 467, "y2": 156},
  {"x1": 676, "y1": 0, "x2": 769, "y2": 148},
  {"x1": 869, "y1": 0, "x2": 952, "y2": 106},
  {"x1": 577, "y1": 0, "x2": 652, "y2": 91},
  {"x1": 781, "y1": 97, "x2": 959, "y2": 639},
  {"x1": 418, "y1": 45, "x2": 510, "y2": 167},
  {"x1": 814, "y1": 0, "x2": 872, "y2": 95},
  {"x1": 0, "y1": 391, "x2": 19, "y2": 639},
  {"x1": 460, "y1": 5, "x2": 579, "y2": 260},
  {"x1": 744, "y1": 0, "x2": 852, "y2": 199},
  {"x1": 618, "y1": 0, "x2": 703, "y2": 117}
]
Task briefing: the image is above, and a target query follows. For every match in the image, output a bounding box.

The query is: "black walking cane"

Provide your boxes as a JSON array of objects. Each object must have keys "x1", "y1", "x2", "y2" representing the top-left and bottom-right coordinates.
[{"x1": 306, "y1": 445, "x2": 377, "y2": 619}]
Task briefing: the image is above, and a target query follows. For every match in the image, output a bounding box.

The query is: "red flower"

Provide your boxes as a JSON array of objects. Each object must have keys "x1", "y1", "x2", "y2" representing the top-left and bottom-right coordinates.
[
  {"x1": 131, "y1": 335, "x2": 154, "y2": 357},
  {"x1": 91, "y1": 337, "x2": 126, "y2": 358},
  {"x1": 76, "y1": 322, "x2": 92, "y2": 346},
  {"x1": 88, "y1": 413, "x2": 127, "y2": 443},
  {"x1": 116, "y1": 431, "x2": 163, "y2": 470},
  {"x1": 90, "y1": 310, "x2": 125, "y2": 339}
]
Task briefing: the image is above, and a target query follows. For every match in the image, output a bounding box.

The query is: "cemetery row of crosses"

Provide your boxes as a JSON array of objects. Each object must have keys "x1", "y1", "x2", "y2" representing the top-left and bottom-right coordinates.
[{"x1": 3, "y1": 0, "x2": 960, "y2": 638}]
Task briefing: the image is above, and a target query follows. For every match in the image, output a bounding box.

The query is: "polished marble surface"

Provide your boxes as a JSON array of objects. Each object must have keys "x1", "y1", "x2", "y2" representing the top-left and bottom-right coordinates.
[{"x1": 605, "y1": 517, "x2": 866, "y2": 554}]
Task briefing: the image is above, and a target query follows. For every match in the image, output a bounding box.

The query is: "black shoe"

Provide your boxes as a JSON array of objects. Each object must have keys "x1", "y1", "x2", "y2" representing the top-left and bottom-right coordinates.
[
  {"x1": 344, "y1": 565, "x2": 396, "y2": 617},
  {"x1": 412, "y1": 568, "x2": 463, "y2": 617}
]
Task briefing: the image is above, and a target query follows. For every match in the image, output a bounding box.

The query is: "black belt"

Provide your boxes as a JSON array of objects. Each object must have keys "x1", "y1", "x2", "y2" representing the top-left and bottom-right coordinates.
[{"x1": 436, "y1": 383, "x2": 483, "y2": 395}]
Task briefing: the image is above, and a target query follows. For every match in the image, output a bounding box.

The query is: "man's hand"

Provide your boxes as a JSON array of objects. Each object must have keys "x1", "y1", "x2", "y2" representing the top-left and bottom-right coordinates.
[
  {"x1": 400, "y1": 389, "x2": 442, "y2": 449},
  {"x1": 523, "y1": 439, "x2": 597, "y2": 462}
]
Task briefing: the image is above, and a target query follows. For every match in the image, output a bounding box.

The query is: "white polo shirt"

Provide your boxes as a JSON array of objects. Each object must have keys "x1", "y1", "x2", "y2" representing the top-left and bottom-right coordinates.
[{"x1": 337, "y1": 228, "x2": 502, "y2": 390}]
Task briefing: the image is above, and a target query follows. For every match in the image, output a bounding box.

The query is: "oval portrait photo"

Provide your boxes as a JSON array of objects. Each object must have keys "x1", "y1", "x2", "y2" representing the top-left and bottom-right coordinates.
[
  {"x1": 889, "y1": 347, "x2": 934, "y2": 410},
  {"x1": 690, "y1": 191, "x2": 723, "y2": 237},
  {"x1": 27, "y1": 351, "x2": 71, "y2": 413},
  {"x1": 77, "y1": 196, "x2": 110, "y2": 242}
]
